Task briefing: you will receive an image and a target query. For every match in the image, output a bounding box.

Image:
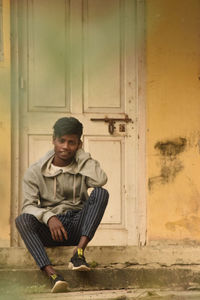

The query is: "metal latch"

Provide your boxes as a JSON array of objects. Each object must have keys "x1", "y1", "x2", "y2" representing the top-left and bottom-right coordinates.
[{"x1": 90, "y1": 114, "x2": 133, "y2": 135}]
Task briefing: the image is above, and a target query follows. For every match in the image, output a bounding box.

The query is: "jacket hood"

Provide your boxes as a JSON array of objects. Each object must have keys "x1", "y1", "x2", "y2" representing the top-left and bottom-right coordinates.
[{"x1": 40, "y1": 149, "x2": 90, "y2": 177}]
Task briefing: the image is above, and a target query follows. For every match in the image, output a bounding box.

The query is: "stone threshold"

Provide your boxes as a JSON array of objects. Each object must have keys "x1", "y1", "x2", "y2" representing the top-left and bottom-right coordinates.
[{"x1": 1, "y1": 245, "x2": 200, "y2": 268}]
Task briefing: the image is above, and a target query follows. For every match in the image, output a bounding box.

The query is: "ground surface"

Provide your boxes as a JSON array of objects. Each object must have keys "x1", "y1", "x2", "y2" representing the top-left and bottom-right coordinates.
[
  {"x1": 29, "y1": 289, "x2": 200, "y2": 300},
  {"x1": 2, "y1": 289, "x2": 200, "y2": 300}
]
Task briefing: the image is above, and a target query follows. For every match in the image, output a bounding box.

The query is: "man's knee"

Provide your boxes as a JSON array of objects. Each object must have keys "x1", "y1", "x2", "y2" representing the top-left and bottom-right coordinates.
[
  {"x1": 15, "y1": 213, "x2": 37, "y2": 231},
  {"x1": 92, "y1": 187, "x2": 109, "y2": 206}
]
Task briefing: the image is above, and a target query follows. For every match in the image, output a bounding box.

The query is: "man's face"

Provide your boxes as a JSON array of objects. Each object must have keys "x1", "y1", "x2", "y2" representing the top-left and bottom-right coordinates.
[{"x1": 53, "y1": 134, "x2": 80, "y2": 166}]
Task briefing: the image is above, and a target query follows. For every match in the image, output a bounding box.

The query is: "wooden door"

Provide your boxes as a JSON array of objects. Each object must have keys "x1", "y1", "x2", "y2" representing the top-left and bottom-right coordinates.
[{"x1": 12, "y1": 0, "x2": 145, "y2": 246}]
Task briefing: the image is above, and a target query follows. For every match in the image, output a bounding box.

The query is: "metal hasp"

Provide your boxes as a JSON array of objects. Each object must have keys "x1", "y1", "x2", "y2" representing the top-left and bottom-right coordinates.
[{"x1": 90, "y1": 114, "x2": 133, "y2": 135}]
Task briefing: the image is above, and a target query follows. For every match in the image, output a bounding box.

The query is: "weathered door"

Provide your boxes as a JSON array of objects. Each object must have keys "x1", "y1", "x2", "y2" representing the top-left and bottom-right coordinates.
[{"x1": 12, "y1": 0, "x2": 145, "y2": 246}]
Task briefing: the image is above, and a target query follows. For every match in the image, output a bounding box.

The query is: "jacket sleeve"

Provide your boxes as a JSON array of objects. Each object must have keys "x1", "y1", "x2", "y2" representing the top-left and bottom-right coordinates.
[
  {"x1": 22, "y1": 168, "x2": 55, "y2": 224},
  {"x1": 75, "y1": 149, "x2": 108, "y2": 187}
]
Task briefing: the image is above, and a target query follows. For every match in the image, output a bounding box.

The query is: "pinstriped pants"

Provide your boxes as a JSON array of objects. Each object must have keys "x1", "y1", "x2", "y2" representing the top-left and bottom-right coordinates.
[{"x1": 15, "y1": 187, "x2": 109, "y2": 269}]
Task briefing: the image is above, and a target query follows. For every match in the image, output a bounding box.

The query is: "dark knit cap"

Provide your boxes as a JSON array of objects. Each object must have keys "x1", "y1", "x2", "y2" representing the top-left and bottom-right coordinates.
[{"x1": 53, "y1": 117, "x2": 83, "y2": 138}]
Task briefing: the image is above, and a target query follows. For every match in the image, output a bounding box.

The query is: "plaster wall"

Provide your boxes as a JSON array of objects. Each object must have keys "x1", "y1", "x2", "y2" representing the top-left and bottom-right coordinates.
[
  {"x1": 147, "y1": 0, "x2": 200, "y2": 243},
  {"x1": 0, "y1": 0, "x2": 10, "y2": 246}
]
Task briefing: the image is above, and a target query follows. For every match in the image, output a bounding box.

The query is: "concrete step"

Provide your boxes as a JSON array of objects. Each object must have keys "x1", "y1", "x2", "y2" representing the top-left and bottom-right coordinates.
[
  {"x1": 2, "y1": 246, "x2": 200, "y2": 299},
  {"x1": 1, "y1": 265, "x2": 200, "y2": 296},
  {"x1": 2, "y1": 245, "x2": 200, "y2": 268}
]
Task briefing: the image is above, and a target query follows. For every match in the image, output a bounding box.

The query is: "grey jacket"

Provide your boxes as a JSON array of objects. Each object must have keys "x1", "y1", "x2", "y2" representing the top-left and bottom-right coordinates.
[{"x1": 22, "y1": 148, "x2": 107, "y2": 224}]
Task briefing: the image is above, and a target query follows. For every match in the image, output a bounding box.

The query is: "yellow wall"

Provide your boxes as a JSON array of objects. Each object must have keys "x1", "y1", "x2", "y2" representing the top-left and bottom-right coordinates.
[
  {"x1": 0, "y1": 0, "x2": 10, "y2": 246},
  {"x1": 147, "y1": 0, "x2": 200, "y2": 243}
]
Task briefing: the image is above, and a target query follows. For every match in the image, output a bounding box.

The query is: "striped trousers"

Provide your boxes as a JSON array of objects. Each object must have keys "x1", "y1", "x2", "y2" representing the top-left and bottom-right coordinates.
[{"x1": 15, "y1": 187, "x2": 109, "y2": 269}]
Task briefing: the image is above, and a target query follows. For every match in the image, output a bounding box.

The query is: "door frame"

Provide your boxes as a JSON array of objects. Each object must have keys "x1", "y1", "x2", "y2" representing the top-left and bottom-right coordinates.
[{"x1": 10, "y1": 0, "x2": 146, "y2": 247}]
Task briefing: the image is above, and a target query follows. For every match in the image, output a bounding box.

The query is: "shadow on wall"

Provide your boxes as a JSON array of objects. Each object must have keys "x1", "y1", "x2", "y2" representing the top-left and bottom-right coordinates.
[{"x1": 148, "y1": 137, "x2": 187, "y2": 190}]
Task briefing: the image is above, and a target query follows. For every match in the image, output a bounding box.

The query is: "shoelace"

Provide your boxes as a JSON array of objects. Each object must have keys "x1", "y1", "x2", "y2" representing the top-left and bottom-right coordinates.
[
  {"x1": 77, "y1": 248, "x2": 84, "y2": 259},
  {"x1": 50, "y1": 274, "x2": 58, "y2": 281}
]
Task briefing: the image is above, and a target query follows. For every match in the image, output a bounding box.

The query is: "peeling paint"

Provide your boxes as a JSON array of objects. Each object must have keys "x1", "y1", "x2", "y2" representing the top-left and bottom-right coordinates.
[
  {"x1": 186, "y1": 177, "x2": 200, "y2": 214},
  {"x1": 160, "y1": 160, "x2": 184, "y2": 181},
  {"x1": 166, "y1": 216, "x2": 200, "y2": 235},
  {"x1": 149, "y1": 138, "x2": 186, "y2": 190},
  {"x1": 154, "y1": 138, "x2": 187, "y2": 158}
]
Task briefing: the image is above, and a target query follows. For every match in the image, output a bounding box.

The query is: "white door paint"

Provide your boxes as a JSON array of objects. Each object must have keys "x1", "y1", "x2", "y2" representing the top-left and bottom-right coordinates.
[{"x1": 12, "y1": 0, "x2": 146, "y2": 246}]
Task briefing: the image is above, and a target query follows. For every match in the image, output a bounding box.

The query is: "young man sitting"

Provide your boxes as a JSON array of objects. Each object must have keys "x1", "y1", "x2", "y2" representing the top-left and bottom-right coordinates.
[{"x1": 15, "y1": 117, "x2": 109, "y2": 293}]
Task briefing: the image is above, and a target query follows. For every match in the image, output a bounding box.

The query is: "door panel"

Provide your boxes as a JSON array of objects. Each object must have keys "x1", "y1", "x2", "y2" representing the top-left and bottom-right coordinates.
[
  {"x1": 84, "y1": 136, "x2": 124, "y2": 225},
  {"x1": 28, "y1": 135, "x2": 52, "y2": 166},
  {"x1": 28, "y1": 0, "x2": 70, "y2": 111},
  {"x1": 83, "y1": 0, "x2": 123, "y2": 112},
  {"x1": 17, "y1": 0, "x2": 139, "y2": 246}
]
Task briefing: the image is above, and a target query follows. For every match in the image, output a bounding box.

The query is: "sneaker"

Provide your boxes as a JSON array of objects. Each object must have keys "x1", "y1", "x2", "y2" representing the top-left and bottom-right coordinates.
[
  {"x1": 50, "y1": 274, "x2": 69, "y2": 293},
  {"x1": 68, "y1": 248, "x2": 91, "y2": 271}
]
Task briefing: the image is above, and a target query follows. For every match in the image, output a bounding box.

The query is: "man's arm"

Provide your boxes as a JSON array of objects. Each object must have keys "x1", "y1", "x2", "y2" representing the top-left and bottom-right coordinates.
[
  {"x1": 22, "y1": 168, "x2": 67, "y2": 241},
  {"x1": 75, "y1": 148, "x2": 108, "y2": 187},
  {"x1": 22, "y1": 169, "x2": 56, "y2": 224}
]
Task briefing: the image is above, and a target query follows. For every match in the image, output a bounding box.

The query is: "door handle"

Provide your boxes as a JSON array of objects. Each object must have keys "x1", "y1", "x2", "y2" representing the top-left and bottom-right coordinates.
[{"x1": 90, "y1": 114, "x2": 133, "y2": 135}]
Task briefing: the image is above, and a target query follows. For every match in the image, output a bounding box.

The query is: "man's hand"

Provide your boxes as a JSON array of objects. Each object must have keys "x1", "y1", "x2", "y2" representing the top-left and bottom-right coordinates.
[{"x1": 47, "y1": 216, "x2": 68, "y2": 242}]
